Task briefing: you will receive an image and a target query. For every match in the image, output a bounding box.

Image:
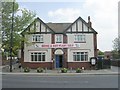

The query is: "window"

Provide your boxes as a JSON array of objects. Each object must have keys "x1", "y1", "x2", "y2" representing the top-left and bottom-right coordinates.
[
  {"x1": 32, "y1": 35, "x2": 43, "y2": 42},
  {"x1": 56, "y1": 35, "x2": 63, "y2": 43},
  {"x1": 73, "y1": 52, "x2": 88, "y2": 61},
  {"x1": 74, "y1": 34, "x2": 86, "y2": 42},
  {"x1": 31, "y1": 52, "x2": 45, "y2": 62}
]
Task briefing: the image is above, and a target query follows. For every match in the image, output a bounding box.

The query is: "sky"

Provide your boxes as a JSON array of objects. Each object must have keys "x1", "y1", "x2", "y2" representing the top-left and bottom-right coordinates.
[{"x1": 16, "y1": 0, "x2": 119, "y2": 52}]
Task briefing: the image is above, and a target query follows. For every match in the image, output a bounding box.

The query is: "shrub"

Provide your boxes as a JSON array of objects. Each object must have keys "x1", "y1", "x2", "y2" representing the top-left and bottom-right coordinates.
[
  {"x1": 76, "y1": 68, "x2": 82, "y2": 73},
  {"x1": 37, "y1": 67, "x2": 44, "y2": 73},
  {"x1": 23, "y1": 67, "x2": 30, "y2": 72},
  {"x1": 61, "y1": 68, "x2": 67, "y2": 73}
]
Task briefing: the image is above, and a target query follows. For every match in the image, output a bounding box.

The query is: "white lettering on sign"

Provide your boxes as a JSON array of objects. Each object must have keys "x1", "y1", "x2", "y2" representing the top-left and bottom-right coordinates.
[{"x1": 34, "y1": 43, "x2": 80, "y2": 48}]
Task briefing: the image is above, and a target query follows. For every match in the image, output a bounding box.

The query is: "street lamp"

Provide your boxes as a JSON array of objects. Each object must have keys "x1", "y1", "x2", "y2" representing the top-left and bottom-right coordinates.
[{"x1": 10, "y1": 1, "x2": 14, "y2": 72}]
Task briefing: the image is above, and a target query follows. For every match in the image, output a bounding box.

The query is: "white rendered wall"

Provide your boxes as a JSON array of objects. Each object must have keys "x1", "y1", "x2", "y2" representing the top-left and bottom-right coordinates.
[
  {"x1": 67, "y1": 33, "x2": 94, "y2": 62},
  {"x1": 24, "y1": 34, "x2": 52, "y2": 62}
]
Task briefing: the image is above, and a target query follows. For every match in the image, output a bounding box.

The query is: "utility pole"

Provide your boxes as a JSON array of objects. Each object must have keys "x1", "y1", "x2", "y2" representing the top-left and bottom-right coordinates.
[{"x1": 10, "y1": 1, "x2": 14, "y2": 72}]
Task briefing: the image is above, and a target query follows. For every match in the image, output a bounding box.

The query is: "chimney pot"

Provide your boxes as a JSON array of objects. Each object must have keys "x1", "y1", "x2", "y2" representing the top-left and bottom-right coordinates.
[
  {"x1": 88, "y1": 16, "x2": 90, "y2": 21},
  {"x1": 88, "y1": 16, "x2": 92, "y2": 28}
]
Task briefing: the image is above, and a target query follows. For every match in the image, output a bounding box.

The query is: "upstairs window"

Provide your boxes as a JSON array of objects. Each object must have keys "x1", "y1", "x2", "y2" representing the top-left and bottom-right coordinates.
[
  {"x1": 74, "y1": 34, "x2": 86, "y2": 42},
  {"x1": 55, "y1": 34, "x2": 63, "y2": 43},
  {"x1": 32, "y1": 35, "x2": 43, "y2": 43}
]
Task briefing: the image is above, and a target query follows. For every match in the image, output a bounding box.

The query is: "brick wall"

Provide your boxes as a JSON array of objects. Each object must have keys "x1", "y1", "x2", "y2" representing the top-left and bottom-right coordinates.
[
  {"x1": 67, "y1": 62, "x2": 94, "y2": 70},
  {"x1": 21, "y1": 62, "x2": 53, "y2": 69}
]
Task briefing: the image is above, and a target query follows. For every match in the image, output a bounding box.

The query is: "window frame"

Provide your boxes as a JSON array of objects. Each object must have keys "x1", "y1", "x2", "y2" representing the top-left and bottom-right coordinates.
[
  {"x1": 32, "y1": 35, "x2": 44, "y2": 43},
  {"x1": 30, "y1": 52, "x2": 46, "y2": 62},
  {"x1": 74, "y1": 34, "x2": 86, "y2": 43},
  {"x1": 55, "y1": 34, "x2": 63, "y2": 43},
  {"x1": 73, "y1": 52, "x2": 88, "y2": 61}
]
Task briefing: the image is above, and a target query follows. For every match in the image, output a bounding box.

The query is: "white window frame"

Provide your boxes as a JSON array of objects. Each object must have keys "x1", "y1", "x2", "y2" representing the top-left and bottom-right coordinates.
[
  {"x1": 74, "y1": 34, "x2": 86, "y2": 42},
  {"x1": 73, "y1": 52, "x2": 88, "y2": 61},
  {"x1": 32, "y1": 35, "x2": 43, "y2": 43},
  {"x1": 31, "y1": 52, "x2": 46, "y2": 62},
  {"x1": 55, "y1": 34, "x2": 63, "y2": 43}
]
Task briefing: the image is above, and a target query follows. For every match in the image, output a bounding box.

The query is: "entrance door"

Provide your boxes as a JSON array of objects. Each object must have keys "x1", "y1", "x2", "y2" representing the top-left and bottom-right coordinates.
[{"x1": 55, "y1": 55, "x2": 63, "y2": 68}]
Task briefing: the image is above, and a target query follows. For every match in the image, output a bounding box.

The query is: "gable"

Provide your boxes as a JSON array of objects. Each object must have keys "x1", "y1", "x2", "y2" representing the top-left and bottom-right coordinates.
[
  {"x1": 64, "y1": 17, "x2": 97, "y2": 34},
  {"x1": 23, "y1": 17, "x2": 55, "y2": 34}
]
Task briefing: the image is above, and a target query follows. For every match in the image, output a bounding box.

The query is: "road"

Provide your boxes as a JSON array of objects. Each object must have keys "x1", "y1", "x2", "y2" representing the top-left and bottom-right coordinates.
[{"x1": 2, "y1": 74, "x2": 119, "y2": 88}]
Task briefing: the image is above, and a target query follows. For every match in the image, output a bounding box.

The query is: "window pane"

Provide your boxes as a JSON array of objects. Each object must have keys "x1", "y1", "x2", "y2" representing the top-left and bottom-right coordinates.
[
  {"x1": 77, "y1": 55, "x2": 80, "y2": 61},
  {"x1": 35, "y1": 53, "x2": 37, "y2": 61},
  {"x1": 42, "y1": 55, "x2": 45, "y2": 61},
  {"x1": 73, "y1": 55, "x2": 76, "y2": 61},
  {"x1": 38, "y1": 54, "x2": 41, "y2": 61},
  {"x1": 73, "y1": 52, "x2": 88, "y2": 61},
  {"x1": 56, "y1": 35, "x2": 62, "y2": 43},
  {"x1": 31, "y1": 52, "x2": 46, "y2": 62},
  {"x1": 31, "y1": 55, "x2": 34, "y2": 61},
  {"x1": 74, "y1": 35, "x2": 86, "y2": 42},
  {"x1": 85, "y1": 52, "x2": 88, "y2": 61},
  {"x1": 32, "y1": 35, "x2": 43, "y2": 42},
  {"x1": 81, "y1": 54, "x2": 84, "y2": 61}
]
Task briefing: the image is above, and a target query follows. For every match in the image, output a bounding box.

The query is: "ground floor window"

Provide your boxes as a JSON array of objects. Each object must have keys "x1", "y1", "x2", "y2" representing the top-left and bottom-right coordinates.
[
  {"x1": 73, "y1": 52, "x2": 88, "y2": 61},
  {"x1": 31, "y1": 52, "x2": 45, "y2": 62}
]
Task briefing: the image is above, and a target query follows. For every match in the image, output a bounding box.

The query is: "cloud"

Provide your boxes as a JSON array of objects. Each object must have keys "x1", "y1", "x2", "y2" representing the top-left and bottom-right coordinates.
[
  {"x1": 48, "y1": 8, "x2": 81, "y2": 22},
  {"x1": 47, "y1": 0, "x2": 119, "y2": 51},
  {"x1": 83, "y1": 0, "x2": 118, "y2": 51}
]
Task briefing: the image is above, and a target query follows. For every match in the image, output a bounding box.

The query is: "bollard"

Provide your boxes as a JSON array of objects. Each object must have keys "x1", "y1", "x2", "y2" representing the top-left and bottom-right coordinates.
[
  {"x1": 45, "y1": 67, "x2": 47, "y2": 73},
  {"x1": 70, "y1": 67, "x2": 72, "y2": 73},
  {"x1": 20, "y1": 67, "x2": 22, "y2": 72},
  {"x1": 57, "y1": 68, "x2": 60, "y2": 73},
  {"x1": 81, "y1": 67, "x2": 85, "y2": 72}
]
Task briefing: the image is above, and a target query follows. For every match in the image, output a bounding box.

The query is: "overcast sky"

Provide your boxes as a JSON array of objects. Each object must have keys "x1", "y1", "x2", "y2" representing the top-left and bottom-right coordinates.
[{"x1": 16, "y1": 0, "x2": 119, "y2": 52}]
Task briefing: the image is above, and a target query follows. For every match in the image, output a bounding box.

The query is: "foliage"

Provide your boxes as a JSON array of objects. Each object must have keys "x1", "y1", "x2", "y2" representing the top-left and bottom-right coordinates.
[
  {"x1": 111, "y1": 50, "x2": 119, "y2": 59},
  {"x1": 76, "y1": 68, "x2": 82, "y2": 73},
  {"x1": 98, "y1": 50, "x2": 104, "y2": 55},
  {"x1": 112, "y1": 37, "x2": 120, "y2": 59},
  {"x1": 37, "y1": 67, "x2": 44, "y2": 73},
  {"x1": 23, "y1": 67, "x2": 30, "y2": 72},
  {"x1": 1, "y1": 1, "x2": 36, "y2": 56},
  {"x1": 113, "y1": 37, "x2": 120, "y2": 51},
  {"x1": 61, "y1": 68, "x2": 67, "y2": 73}
]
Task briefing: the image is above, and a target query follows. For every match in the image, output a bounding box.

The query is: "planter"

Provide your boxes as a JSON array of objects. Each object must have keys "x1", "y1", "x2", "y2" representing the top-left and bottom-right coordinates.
[
  {"x1": 61, "y1": 68, "x2": 67, "y2": 73},
  {"x1": 37, "y1": 67, "x2": 44, "y2": 73},
  {"x1": 76, "y1": 68, "x2": 82, "y2": 73},
  {"x1": 23, "y1": 67, "x2": 30, "y2": 72}
]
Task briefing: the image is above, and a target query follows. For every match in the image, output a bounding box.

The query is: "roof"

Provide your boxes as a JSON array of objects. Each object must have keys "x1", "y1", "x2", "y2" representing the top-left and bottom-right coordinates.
[
  {"x1": 46, "y1": 23, "x2": 71, "y2": 33},
  {"x1": 22, "y1": 16, "x2": 98, "y2": 34}
]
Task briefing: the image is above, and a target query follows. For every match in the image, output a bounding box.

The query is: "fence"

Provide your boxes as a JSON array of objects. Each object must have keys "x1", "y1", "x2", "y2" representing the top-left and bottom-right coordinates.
[
  {"x1": 96, "y1": 59, "x2": 111, "y2": 69},
  {"x1": 111, "y1": 59, "x2": 120, "y2": 67}
]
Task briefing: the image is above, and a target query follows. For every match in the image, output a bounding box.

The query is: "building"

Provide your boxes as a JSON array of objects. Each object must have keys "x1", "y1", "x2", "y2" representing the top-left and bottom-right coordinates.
[
  {"x1": 104, "y1": 51, "x2": 112, "y2": 59},
  {"x1": 118, "y1": 1, "x2": 120, "y2": 37},
  {"x1": 20, "y1": 16, "x2": 98, "y2": 69}
]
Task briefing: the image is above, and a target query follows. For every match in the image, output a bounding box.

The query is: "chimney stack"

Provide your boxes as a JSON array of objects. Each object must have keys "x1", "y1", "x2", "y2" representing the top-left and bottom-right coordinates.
[{"x1": 88, "y1": 16, "x2": 92, "y2": 28}]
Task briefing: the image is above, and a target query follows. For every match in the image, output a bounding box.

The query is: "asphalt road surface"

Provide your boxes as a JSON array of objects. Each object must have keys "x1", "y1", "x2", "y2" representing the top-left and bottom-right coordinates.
[{"x1": 2, "y1": 74, "x2": 119, "y2": 88}]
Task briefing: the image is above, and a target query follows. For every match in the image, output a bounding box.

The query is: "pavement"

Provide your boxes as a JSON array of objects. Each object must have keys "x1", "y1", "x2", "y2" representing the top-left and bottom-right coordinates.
[{"x1": 1, "y1": 64, "x2": 119, "y2": 75}]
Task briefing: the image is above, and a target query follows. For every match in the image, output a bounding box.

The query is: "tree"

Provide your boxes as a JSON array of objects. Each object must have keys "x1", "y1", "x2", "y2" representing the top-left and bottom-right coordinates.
[
  {"x1": 112, "y1": 37, "x2": 120, "y2": 59},
  {"x1": 1, "y1": 1, "x2": 36, "y2": 57},
  {"x1": 98, "y1": 50, "x2": 104, "y2": 55}
]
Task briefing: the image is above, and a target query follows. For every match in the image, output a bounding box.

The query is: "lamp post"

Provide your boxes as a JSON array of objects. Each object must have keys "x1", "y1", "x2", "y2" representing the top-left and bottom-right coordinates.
[{"x1": 10, "y1": 1, "x2": 14, "y2": 72}]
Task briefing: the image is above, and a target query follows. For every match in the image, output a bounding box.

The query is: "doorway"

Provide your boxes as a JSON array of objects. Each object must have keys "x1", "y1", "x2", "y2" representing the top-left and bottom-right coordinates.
[{"x1": 55, "y1": 55, "x2": 63, "y2": 68}]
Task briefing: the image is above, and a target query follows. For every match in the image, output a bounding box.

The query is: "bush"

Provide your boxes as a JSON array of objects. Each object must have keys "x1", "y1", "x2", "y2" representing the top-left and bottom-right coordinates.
[
  {"x1": 23, "y1": 67, "x2": 30, "y2": 72},
  {"x1": 37, "y1": 67, "x2": 44, "y2": 73},
  {"x1": 76, "y1": 68, "x2": 82, "y2": 73},
  {"x1": 61, "y1": 68, "x2": 67, "y2": 73}
]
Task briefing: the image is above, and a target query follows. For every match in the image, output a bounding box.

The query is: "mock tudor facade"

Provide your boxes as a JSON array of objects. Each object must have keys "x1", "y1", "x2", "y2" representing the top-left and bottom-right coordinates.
[{"x1": 20, "y1": 16, "x2": 97, "y2": 69}]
